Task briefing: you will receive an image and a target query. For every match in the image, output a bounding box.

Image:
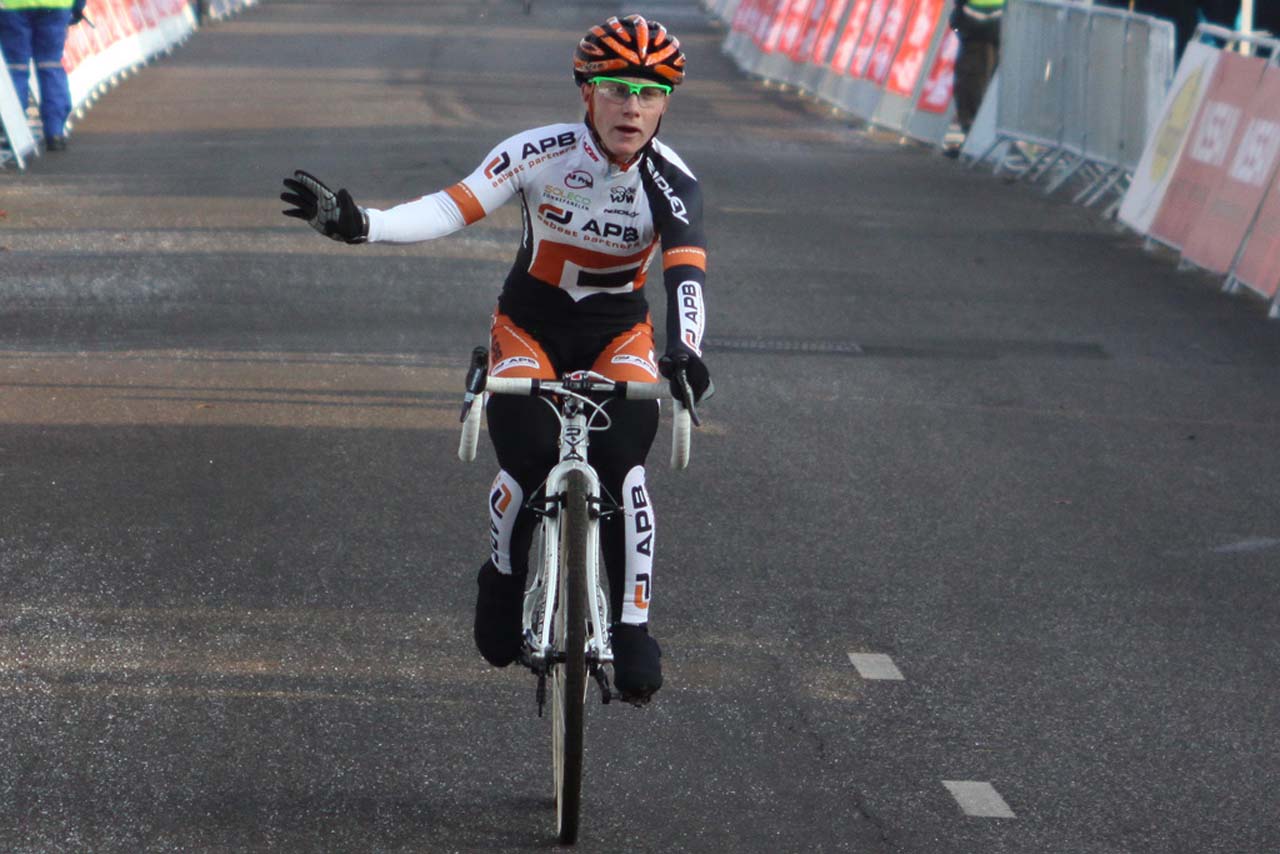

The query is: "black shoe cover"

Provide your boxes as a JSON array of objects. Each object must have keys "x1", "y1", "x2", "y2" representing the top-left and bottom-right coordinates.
[
  {"x1": 610, "y1": 623, "x2": 663, "y2": 702},
  {"x1": 474, "y1": 560, "x2": 525, "y2": 667}
]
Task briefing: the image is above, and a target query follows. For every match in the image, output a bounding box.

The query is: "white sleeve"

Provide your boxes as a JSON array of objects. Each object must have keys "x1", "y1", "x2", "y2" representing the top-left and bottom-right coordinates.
[{"x1": 366, "y1": 191, "x2": 469, "y2": 244}]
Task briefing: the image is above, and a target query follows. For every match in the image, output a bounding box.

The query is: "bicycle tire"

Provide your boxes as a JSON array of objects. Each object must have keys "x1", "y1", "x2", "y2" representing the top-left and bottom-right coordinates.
[{"x1": 552, "y1": 469, "x2": 589, "y2": 844}]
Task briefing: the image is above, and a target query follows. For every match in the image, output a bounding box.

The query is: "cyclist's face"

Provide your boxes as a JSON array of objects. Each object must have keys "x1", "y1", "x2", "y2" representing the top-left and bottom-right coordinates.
[{"x1": 581, "y1": 77, "x2": 669, "y2": 163}]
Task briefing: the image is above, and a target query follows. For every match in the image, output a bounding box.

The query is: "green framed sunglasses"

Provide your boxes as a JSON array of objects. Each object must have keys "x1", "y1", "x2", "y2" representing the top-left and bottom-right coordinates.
[{"x1": 590, "y1": 76, "x2": 673, "y2": 106}]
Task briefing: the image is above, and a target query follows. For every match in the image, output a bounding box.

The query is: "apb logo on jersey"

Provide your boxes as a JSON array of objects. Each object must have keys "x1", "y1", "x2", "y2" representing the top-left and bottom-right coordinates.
[
  {"x1": 519, "y1": 131, "x2": 576, "y2": 161},
  {"x1": 610, "y1": 186, "x2": 636, "y2": 204},
  {"x1": 565, "y1": 170, "x2": 594, "y2": 189},
  {"x1": 484, "y1": 151, "x2": 511, "y2": 178},
  {"x1": 537, "y1": 203, "x2": 573, "y2": 225},
  {"x1": 582, "y1": 218, "x2": 640, "y2": 243}
]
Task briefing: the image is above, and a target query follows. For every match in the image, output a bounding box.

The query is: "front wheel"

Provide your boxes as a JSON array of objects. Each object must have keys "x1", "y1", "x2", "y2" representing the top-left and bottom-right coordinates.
[{"x1": 552, "y1": 470, "x2": 589, "y2": 844}]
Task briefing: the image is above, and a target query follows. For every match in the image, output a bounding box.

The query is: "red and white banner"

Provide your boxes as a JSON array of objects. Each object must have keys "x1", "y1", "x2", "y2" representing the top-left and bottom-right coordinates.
[
  {"x1": 1148, "y1": 51, "x2": 1268, "y2": 251},
  {"x1": 867, "y1": 0, "x2": 917, "y2": 85},
  {"x1": 849, "y1": 0, "x2": 891, "y2": 78},
  {"x1": 776, "y1": 0, "x2": 818, "y2": 57},
  {"x1": 830, "y1": 0, "x2": 874, "y2": 73},
  {"x1": 810, "y1": 0, "x2": 851, "y2": 65},
  {"x1": 1182, "y1": 64, "x2": 1280, "y2": 273},
  {"x1": 754, "y1": 0, "x2": 790, "y2": 51},
  {"x1": 885, "y1": 0, "x2": 945, "y2": 97},
  {"x1": 791, "y1": 0, "x2": 833, "y2": 63},
  {"x1": 64, "y1": 0, "x2": 196, "y2": 109},
  {"x1": 915, "y1": 26, "x2": 957, "y2": 113},
  {"x1": 718, "y1": 0, "x2": 955, "y2": 140}
]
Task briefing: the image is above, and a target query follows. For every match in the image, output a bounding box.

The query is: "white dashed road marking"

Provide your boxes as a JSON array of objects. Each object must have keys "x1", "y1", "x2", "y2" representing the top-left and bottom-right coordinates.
[
  {"x1": 942, "y1": 781, "x2": 1016, "y2": 818},
  {"x1": 846, "y1": 652, "x2": 905, "y2": 681},
  {"x1": 1212, "y1": 537, "x2": 1280, "y2": 554}
]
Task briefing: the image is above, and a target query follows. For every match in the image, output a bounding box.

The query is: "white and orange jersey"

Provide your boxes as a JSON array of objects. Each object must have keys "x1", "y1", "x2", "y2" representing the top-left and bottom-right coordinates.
[{"x1": 365, "y1": 121, "x2": 707, "y2": 359}]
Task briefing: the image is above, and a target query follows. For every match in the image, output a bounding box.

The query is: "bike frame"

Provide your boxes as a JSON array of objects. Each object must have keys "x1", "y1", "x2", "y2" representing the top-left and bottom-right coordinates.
[
  {"x1": 460, "y1": 367, "x2": 691, "y2": 694},
  {"x1": 457, "y1": 358, "x2": 696, "y2": 843},
  {"x1": 525, "y1": 396, "x2": 613, "y2": 677}
]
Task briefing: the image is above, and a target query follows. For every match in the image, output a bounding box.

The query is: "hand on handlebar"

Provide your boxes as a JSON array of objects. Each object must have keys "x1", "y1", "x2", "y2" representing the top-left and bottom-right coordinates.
[{"x1": 659, "y1": 352, "x2": 713, "y2": 424}]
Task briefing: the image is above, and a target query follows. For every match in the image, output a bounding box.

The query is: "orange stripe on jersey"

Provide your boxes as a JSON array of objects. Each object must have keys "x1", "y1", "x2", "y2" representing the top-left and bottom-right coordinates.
[
  {"x1": 445, "y1": 182, "x2": 485, "y2": 225},
  {"x1": 663, "y1": 246, "x2": 707, "y2": 271},
  {"x1": 530, "y1": 239, "x2": 656, "y2": 291}
]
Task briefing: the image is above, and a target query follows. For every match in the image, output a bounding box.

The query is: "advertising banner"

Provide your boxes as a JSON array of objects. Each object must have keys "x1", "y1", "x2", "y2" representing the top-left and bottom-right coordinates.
[
  {"x1": 850, "y1": 0, "x2": 891, "y2": 78},
  {"x1": 64, "y1": 0, "x2": 196, "y2": 111},
  {"x1": 1232, "y1": 174, "x2": 1280, "y2": 299},
  {"x1": 791, "y1": 0, "x2": 832, "y2": 63},
  {"x1": 885, "y1": 0, "x2": 945, "y2": 97},
  {"x1": 1118, "y1": 42, "x2": 1221, "y2": 235},
  {"x1": 867, "y1": 0, "x2": 917, "y2": 85},
  {"x1": 830, "y1": 0, "x2": 874, "y2": 72},
  {"x1": 1147, "y1": 50, "x2": 1268, "y2": 251},
  {"x1": 914, "y1": 25, "x2": 958, "y2": 113},
  {"x1": 1182, "y1": 66, "x2": 1280, "y2": 274},
  {"x1": 730, "y1": 0, "x2": 757, "y2": 33},
  {"x1": 777, "y1": 0, "x2": 818, "y2": 56},
  {"x1": 754, "y1": 0, "x2": 789, "y2": 50},
  {"x1": 811, "y1": 0, "x2": 851, "y2": 64}
]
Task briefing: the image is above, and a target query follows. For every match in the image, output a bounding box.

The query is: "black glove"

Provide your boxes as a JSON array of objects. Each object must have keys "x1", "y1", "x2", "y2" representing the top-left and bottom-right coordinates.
[
  {"x1": 70, "y1": 0, "x2": 86, "y2": 24},
  {"x1": 280, "y1": 170, "x2": 368, "y2": 244},
  {"x1": 659, "y1": 352, "x2": 713, "y2": 407}
]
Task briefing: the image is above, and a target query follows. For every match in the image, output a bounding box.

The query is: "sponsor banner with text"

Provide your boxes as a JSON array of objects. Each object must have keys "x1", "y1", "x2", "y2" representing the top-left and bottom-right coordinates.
[
  {"x1": 1117, "y1": 42, "x2": 1221, "y2": 235},
  {"x1": 62, "y1": 1, "x2": 257, "y2": 111},
  {"x1": 754, "y1": 0, "x2": 790, "y2": 50},
  {"x1": 830, "y1": 0, "x2": 873, "y2": 72},
  {"x1": 717, "y1": 0, "x2": 955, "y2": 137},
  {"x1": 914, "y1": 25, "x2": 957, "y2": 113},
  {"x1": 1147, "y1": 50, "x2": 1267, "y2": 251},
  {"x1": 1182, "y1": 64, "x2": 1280, "y2": 274},
  {"x1": 64, "y1": 0, "x2": 196, "y2": 110},
  {"x1": 849, "y1": 0, "x2": 891, "y2": 78},
  {"x1": 885, "y1": 0, "x2": 944, "y2": 97},
  {"x1": 867, "y1": 0, "x2": 917, "y2": 85},
  {"x1": 809, "y1": 0, "x2": 850, "y2": 64},
  {"x1": 790, "y1": 0, "x2": 833, "y2": 63},
  {"x1": 777, "y1": 0, "x2": 818, "y2": 57}
]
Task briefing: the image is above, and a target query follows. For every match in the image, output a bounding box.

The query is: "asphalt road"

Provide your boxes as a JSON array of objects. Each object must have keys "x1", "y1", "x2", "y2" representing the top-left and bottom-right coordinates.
[{"x1": 3, "y1": 1, "x2": 1280, "y2": 851}]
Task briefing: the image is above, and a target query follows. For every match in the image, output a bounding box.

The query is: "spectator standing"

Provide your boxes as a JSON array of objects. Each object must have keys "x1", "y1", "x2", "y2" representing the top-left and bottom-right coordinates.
[
  {"x1": 951, "y1": 0, "x2": 1005, "y2": 137},
  {"x1": 0, "y1": 0, "x2": 85, "y2": 151}
]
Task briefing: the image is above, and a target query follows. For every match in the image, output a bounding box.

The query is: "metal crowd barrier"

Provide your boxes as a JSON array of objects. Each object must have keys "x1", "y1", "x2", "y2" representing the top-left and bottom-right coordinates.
[{"x1": 975, "y1": 0, "x2": 1175, "y2": 209}]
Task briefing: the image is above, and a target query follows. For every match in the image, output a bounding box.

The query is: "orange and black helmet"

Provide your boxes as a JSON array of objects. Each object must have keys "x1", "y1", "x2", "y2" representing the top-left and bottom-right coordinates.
[{"x1": 573, "y1": 14, "x2": 686, "y2": 87}]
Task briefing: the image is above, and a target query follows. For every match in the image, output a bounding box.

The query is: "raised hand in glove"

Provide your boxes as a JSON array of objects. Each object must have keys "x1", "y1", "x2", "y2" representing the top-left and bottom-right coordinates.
[
  {"x1": 659, "y1": 352, "x2": 713, "y2": 407},
  {"x1": 280, "y1": 170, "x2": 368, "y2": 244}
]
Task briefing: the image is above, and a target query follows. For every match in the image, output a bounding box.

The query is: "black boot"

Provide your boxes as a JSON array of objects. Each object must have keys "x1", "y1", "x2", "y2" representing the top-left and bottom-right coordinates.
[
  {"x1": 474, "y1": 560, "x2": 525, "y2": 667},
  {"x1": 610, "y1": 623, "x2": 662, "y2": 702}
]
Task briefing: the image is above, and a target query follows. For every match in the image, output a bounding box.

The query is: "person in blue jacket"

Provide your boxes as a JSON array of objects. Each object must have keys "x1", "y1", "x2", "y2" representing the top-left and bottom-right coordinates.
[{"x1": 0, "y1": 0, "x2": 86, "y2": 151}]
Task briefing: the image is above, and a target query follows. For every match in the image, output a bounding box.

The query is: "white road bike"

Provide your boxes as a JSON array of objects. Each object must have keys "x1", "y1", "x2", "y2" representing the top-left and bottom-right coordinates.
[{"x1": 458, "y1": 347, "x2": 698, "y2": 845}]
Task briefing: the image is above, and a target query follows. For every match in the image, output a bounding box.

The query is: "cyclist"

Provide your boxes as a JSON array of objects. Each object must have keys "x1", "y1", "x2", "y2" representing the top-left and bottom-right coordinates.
[{"x1": 281, "y1": 14, "x2": 711, "y2": 703}]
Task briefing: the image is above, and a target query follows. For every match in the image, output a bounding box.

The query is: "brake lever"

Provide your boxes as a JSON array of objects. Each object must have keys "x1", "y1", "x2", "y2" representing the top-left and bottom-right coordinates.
[
  {"x1": 676, "y1": 368, "x2": 702, "y2": 428},
  {"x1": 460, "y1": 346, "x2": 488, "y2": 422}
]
